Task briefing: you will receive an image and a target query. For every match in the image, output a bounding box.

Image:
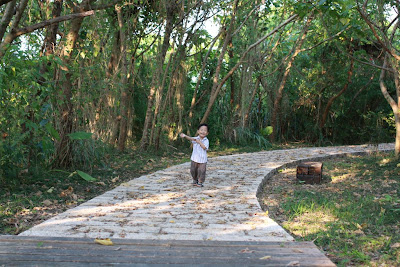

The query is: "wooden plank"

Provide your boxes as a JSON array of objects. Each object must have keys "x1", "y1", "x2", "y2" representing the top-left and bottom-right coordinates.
[
  {"x1": 0, "y1": 235, "x2": 318, "y2": 248},
  {"x1": 0, "y1": 254, "x2": 336, "y2": 267},
  {"x1": 0, "y1": 236, "x2": 336, "y2": 266}
]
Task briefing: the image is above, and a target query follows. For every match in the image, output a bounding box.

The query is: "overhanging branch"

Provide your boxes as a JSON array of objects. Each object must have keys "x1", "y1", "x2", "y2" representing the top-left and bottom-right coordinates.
[{"x1": 12, "y1": 10, "x2": 95, "y2": 38}]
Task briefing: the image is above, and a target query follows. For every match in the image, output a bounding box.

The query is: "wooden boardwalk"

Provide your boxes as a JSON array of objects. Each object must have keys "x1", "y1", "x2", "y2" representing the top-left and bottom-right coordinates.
[{"x1": 0, "y1": 235, "x2": 335, "y2": 266}]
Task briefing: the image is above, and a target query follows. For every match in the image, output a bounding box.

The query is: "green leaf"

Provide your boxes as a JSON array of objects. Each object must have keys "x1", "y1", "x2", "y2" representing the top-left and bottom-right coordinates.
[
  {"x1": 318, "y1": 0, "x2": 327, "y2": 5},
  {"x1": 76, "y1": 170, "x2": 96, "y2": 182},
  {"x1": 68, "y1": 131, "x2": 93, "y2": 140},
  {"x1": 340, "y1": 18, "x2": 350, "y2": 25},
  {"x1": 45, "y1": 123, "x2": 60, "y2": 140}
]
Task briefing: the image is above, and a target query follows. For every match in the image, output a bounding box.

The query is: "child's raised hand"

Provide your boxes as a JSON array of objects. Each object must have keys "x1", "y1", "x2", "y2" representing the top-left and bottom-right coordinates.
[{"x1": 179, "y1": 133, "x2": 185, "y2": 138}]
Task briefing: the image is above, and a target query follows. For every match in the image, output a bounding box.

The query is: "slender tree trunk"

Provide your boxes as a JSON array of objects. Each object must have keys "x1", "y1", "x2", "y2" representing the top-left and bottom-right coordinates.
[
  {"x1": 0, "y1": 0, "x2": 17, "y2": 42},
  {"x1": 116, "y1": 5, "x2": 130, "y2": 151},
  {"x1": 54, "y1": 0, "x2": 95, "y2": 168},
  {"x1": 270, "y1": 13, "x2": 313, "y2": 141},
  {"x1": 380, "y1": 55, "x2": 400, "y2": 157},
  {"x1": 0, "y1": 0, "x2": 29, "y2": 57},
  {"x1": 106, "y1": 29, "x2": 121, "y2": 144},
  {"x1": 150, "y1": 48, "x2": 174, "y2": 145},
  {"x1": 229, "y1": 40, "x2": 235, "y2": 108},
  {"x1": 200, "y1": 0, "x2": 238, "y2": 124},
  {"x1": 243, "y1": 76, "x2": 261, "y2": 127},
  {"x1": 40, "y1": 0, "x2": 63, "y2": 77},
  {"x1": 188, "y1": 30, "x2": 222, "y2": 126},
  {"x1": 394, "y1": 73, "x2": 400, "y2": 157},
  {"x1": 140, "y1": 2, "x2": 175, "y2": 150}
]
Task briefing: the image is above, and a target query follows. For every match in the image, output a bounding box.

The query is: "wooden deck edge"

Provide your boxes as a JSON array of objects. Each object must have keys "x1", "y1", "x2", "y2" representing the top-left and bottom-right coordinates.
[{"x1": 0, "y1": 235, "x2": 336, "y2": 266}]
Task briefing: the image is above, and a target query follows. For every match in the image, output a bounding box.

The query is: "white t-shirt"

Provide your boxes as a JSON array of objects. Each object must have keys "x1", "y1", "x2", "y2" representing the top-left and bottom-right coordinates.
[{"x1": 191, "y1": 136, "x2": 209, "y2": 163}]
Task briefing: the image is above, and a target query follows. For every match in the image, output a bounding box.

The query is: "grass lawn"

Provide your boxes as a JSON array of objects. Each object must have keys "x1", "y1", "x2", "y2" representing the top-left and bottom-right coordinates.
[{"x1": 261, "y1": 152, "x2": 400, "y2": 266}]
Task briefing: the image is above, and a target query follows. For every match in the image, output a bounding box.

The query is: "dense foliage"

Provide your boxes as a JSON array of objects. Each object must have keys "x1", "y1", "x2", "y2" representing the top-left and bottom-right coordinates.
[{"x1": 1, "y1": 0, "x2": 399, "y2": 179}]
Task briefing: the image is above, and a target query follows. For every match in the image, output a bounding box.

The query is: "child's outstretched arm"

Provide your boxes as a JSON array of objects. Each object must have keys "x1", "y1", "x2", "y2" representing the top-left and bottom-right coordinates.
[
  {"x1": 180, "y1": 133, "x2": 207, "y2": 150},
  {"x1": 180, "y1": 133, "x2": 195, "y2": 141}
]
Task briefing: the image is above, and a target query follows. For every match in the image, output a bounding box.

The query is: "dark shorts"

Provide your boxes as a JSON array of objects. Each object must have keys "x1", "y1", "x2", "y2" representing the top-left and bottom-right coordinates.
[{"x1": 190, "y1": 161, "x2": 207, "y2": 183}]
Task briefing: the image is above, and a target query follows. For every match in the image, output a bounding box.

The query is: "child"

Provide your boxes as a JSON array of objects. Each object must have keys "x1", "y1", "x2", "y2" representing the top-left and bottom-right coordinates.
[{"x1": 180, "y1": 124, "x2": 209, "y2": 187}]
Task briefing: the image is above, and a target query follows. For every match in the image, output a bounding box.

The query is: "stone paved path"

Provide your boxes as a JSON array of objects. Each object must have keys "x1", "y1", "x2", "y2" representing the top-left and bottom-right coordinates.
[{"x1": 20, "y1": 144, "x2": 393, "y2": 242}]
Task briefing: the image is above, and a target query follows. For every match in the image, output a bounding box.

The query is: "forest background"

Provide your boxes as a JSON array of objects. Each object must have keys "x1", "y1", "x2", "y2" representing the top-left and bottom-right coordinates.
[{"x1": 1, "y1": 0, "x2": 399, "y2": 179}]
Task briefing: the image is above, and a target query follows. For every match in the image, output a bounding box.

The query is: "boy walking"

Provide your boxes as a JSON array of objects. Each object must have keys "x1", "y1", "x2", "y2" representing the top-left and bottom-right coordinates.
[{"x1": 180, "y1": 124, "x2": 209, "y2": 187}]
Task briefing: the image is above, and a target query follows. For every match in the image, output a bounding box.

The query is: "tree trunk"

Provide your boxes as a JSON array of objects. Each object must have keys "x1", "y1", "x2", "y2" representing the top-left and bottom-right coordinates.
[
  {"x1": 0, "y1": 0, "x2": 17, "y2": 42},
  {"x1": 39, "y1": 0, "x2": 63, "y2": 77},
  {"x1": 243, "y1": 76, "x2": 261, "y2": 128},
  {"x1": 200, "y1": 0, "x2": 238, "y2": 124},
  {"x1": 150, "y1": 48, "x2": 174, "y2": 146},
  {"x1": 54, "y1": 0, "x2": 94, "y2": 168},
  {"x1": 188, "y1": 30, "x2": 222, "y2": 126},
  {"x1": 358, "y1": 1, "x2": 400, "y2": 156},
  {"x1": 229, "y1": 40, "x2": 235, "y2": 108},
  {"x1": 379, "y1": 55, "x2": 400, "y2": 157},
  {"x1": 140, "y1": 2, "x2": 175, "y2": 150},
  {"x1": 116, "y1": 5, "x2": 129, "y2": 151},
  {"x1": 270, "y1": 13, "x2": 313, "y2": 142},
  {"x1": 0, "y1": 0, "x2": 29, "y2": 57}
]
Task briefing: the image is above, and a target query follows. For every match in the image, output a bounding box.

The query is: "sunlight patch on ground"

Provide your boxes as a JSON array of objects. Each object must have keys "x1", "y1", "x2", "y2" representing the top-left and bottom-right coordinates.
[
  {"x1": 330, "y1": 173, "x2": 355, "y2": 183},
  {"x1": 284, "y1": 211, "x2": 337, "y2": 238}
]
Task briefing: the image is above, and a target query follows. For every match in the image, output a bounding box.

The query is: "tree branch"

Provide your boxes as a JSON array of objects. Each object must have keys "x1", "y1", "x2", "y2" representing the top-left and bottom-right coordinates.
[
  {"x1": 358, "y1": 2, "x2": 400, "y2": 60},
  {"x1": 300, "y1": 26, "x2": 350, "y2": 52},
  {"x1": 12, "y1": 10, "x2": 95, "y2": 38},
  {"x1": 348, "y1": 54, "x2": 395, "y2": 73}
]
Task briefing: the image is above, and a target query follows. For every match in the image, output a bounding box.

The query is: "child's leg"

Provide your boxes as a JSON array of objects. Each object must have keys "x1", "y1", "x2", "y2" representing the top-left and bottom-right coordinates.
[
  {"x1": 197, "y1": 163, "x2": 207, "y2": 184},
  {"x1": 190, "y1": 161, "x2": 198, "y2": 182}
]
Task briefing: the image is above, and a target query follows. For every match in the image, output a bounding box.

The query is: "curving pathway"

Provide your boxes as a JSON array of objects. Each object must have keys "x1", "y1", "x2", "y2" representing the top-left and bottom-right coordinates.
[{"x1": 20, "y1": 144, "x2": 394, "y2": 242}]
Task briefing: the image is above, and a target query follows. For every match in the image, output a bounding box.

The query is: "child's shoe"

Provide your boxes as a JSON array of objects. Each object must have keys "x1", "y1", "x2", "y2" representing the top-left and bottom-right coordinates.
[
  {"x1": 196, "y1": 183, "x2": 204, "y2": 187},
  {"x1": 192, "y1": 180, "x2": 198, "y2": 186}
]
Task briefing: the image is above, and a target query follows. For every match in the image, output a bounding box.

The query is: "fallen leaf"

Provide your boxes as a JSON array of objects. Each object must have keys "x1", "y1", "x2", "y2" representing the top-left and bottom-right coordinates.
[
  {"x1": 260, "y1": 256, "x2": 271, "y2": 260},
  {"x1": 47, "y1": 187, "x2": 54, "y2": 193},
  {"x1": 95, "y1": 238, "x2": 113, "y2": 246},
  {"x1": 286, "y1": 261, "x2": 300, "y2": 266},
  {"x1": 240, "y1": 248, "x2": 254, "y2": 253},
  {"x1": 291, "y1": 248, "x2": 304, "y2": 253},
  {"x1": 42, "y1": 200, "x2": 52, "y2": 206},
  {"x1": 60, "y1": 186, "x2": 74, "y2": 197},
  {"x1": 353, "y1": 229, "x2": 365, "y2": 235},
  {"x1": 391, "y1": 243, "x2": 400, "y2": 248}
]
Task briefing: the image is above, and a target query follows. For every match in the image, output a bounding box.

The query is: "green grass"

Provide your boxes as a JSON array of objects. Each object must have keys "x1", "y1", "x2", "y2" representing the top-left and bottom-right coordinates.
[{"x1": 263, "y1": 152, "x2": 400, "y2": 266}]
